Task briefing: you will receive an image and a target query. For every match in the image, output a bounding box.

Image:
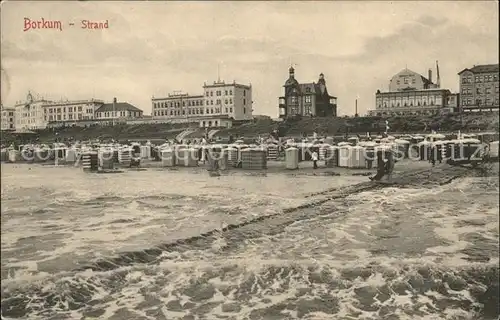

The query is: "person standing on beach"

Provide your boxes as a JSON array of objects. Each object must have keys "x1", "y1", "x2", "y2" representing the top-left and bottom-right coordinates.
[
  {"x1": 384, "y1": 149, "x2": 395, "y2": 182},
  {"x1": 369, "y1": 150, "x2": 386, "y2": 181},
  {"x1": 312, "y1": 150, "x2": 319, "y2": 169}
]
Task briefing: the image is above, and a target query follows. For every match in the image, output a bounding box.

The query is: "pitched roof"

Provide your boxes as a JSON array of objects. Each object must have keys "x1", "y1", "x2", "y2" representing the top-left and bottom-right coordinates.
[
  {"x1": 95, "y1": 102, "x2": 142, "y2": 113},
  {"x1": 458, "y1": 64, "x2": 499, "y2": 75}
]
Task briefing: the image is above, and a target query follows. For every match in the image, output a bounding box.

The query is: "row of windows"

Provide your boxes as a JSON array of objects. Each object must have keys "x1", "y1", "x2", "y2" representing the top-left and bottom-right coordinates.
[
  {"x1": 462, "y1": 87, "x2": 499, "y2": 95},
  {"x1": 287, "y1": 107, "x2": 313, "y2": 116},
  {"x1": 204, "y1": 89, "x2": 247, "y2": 97},
  {"x1": 462, "y1": 99, "x2": 499, "y2": 106},
  {"x1": 201, "y1": 120, "x2": 220, "y2": 127},
  {"x1": 154, "y1": 98, "x2": 243, "y2": 109},
  {"x1": 373, "y1": 110, "x2": 442, "y2": 116},
  {"x1": 154, "y1": 100, "x2": 204, "y2": 108},
  {"x1": 46, "y1": 114, "x2": 83, "y2": 121},
  {"x1": 153, "y1": 106, "x2": 246, "y2": 117},
  {"x1": 97, "y1": 111, "x2": 140, "y2": 118},
  {"x1": 44, "y1": 107, "x2": 94, "y2": 113},
  {"x1": 289, "y1": 96, "x2": 312, "y2": 104},
  {"x1": 396, "y1": 78, "x2": 416, "y2": 85},
  {"x1": 1, "y1": 111, "x2": 14, "y2": 116},
  {"x1": 462, "y1": 74, "x2": 499, "y2": 83},
  {"x1": 378, "y1": 100, "x2": 438, "y2": 108},
  {"x1": 206, "y1": 90, "x2": 235, "y2": 97}
]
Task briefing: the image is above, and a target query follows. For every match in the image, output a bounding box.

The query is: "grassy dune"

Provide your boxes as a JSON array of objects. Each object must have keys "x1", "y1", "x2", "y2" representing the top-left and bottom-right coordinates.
[{"x1": 1, "y1": 112, "x2": 498, "y2": 144}]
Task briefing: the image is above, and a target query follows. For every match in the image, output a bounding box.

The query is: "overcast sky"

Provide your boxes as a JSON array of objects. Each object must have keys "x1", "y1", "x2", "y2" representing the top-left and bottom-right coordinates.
[{"x1": 1, "y1": 1, "x2": 498, "y2": 116}]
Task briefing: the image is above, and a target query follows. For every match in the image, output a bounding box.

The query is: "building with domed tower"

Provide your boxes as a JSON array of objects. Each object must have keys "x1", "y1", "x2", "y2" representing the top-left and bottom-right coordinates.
[
  {"x1": 278, "y1": 66, "x2": 337, "y2": 118},
  {"x1": 369, "y1": 61, "x2": 459, "y2": 116}
]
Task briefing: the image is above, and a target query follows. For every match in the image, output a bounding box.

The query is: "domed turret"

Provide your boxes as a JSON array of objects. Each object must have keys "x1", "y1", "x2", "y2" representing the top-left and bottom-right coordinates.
[{"x1": 285, "y1": 66, "x2": 299, "y2": 87}]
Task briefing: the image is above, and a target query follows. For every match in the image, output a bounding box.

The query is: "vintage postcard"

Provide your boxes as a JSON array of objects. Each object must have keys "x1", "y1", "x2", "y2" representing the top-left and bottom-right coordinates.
[{"x1": 1, "y1": 1, "x2": 499, "y2": 320}]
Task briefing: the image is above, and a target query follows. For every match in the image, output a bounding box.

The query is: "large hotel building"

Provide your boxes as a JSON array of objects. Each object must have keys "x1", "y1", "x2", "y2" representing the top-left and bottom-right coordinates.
[
  {"x1": 151, "y1": 79, "x2": 253, "y2": 128},
  {"x1": 10, "y1": 92, "x2": 143, "y2": 130},
  {"x1": 370, "y1": 62, "x2": 459, "y2": 116},
  {"x1": 458, "y1": 64, "x2": 499, "y2": 112}
]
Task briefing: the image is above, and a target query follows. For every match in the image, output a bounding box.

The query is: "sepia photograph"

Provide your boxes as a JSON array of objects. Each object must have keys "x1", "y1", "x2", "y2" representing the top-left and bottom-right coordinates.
[{"x1": 1, "y1": 1, "x2": 499, "y2": 319}]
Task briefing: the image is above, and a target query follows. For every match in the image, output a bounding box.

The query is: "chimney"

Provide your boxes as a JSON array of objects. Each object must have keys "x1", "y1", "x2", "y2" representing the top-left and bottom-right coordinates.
[
  {"x1": 113, "y1": 97, "x2": 117, "y2": 103},
  {"x1": 428, "y1": 69, "x2": 432, "y2": 83}
]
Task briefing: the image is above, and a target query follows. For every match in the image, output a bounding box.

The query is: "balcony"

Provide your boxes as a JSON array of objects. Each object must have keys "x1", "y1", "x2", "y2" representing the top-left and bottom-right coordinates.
[{"x1": 278, "y1": 97, "x2": 286, "y2": 106}]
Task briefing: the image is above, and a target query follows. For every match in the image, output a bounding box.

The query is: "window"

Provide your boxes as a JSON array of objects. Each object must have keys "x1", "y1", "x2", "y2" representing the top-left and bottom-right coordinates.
[
  {"x1": 306, "y1": 88, "x2": 311, "y2": 93},
  {"x1": 210, "y1": 100, "x2": 214, "y2": 105},
  {"x1": 229, "y1": 90, "x2": 233, "y2": 95},
  {"x1": 476, "y1": 88, "x2": 481, "y2": 94},
  {"x1": 229, "y1": 98, "x2": 233, "y2": 104},
  {"x1": 486, "y1": 87, "x2": 491, "y2": 94},
  {"x1": 225, "y1": 99, "x2": 228, "y2": 104},
  {"x1": 210, "y1": 92, "x2": 213, "y2": 96},
  {"x1": 225, "y1": 90, "x2": 228, "y2": 95},
  {"x1": 225, "y1": 108, "x2": 228, "y2": 113},
  {"x1": 475, "y1": 76, "x2": 481, "y2": 82},
  {"x1": 206, "y1": 92, "x2": 209, "y2": 97},
  {"x1": 78, "y1": 107, "x2": 82, "y2": 112},
  {"x1": 412, "y1": 78, "x2": 416, "y2": 84},
  {"x1": 243, "y1": 90, "x2": 246, "y2": 96},
  {"x1": 397, "y1": 80, "x2": 400, "y2": 85},
  {"x1": 243, "y1": 99, "x2": 246, "y2": 105},
  {"x1": 243, "y1": 107, "x2": 246, "y2": 114},
  {"x1": 305, "y1": 96, "x2": 311, "y2": 103},
  {"x1": 230, "y1": 107, "x2": 233, "y2": 112},
  {"x1": 404, "y1": 78, "x2": 408, "y2": 84}
]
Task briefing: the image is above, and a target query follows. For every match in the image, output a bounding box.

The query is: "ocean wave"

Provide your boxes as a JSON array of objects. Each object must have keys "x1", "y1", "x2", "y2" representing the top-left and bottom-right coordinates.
[{"x1": 1, "y1": 259, "x2": 498, "y2": 320}]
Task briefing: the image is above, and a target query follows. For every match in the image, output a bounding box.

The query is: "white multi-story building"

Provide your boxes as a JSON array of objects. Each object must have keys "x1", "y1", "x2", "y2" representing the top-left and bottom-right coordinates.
[
  {"x1": 152, "y1": 93, "x2": 205, "y2": 122},
  {"x1": 43, "y1": 98, "x2": 104, "y2": 122},
  {"x1": 13, "y1": 92, "x2": 144, "y2": 129},
  {"x1": 1, "y1": 105, "x2": 15, "y2": 131},
  {"x1": 14, "y1": 92, "x2": 50, "y2": 130},
  {"x1": 14, "y1": 92, "x2": 105, "y2": 129},
  {"x1": 152, "y1": 79, "x2": 253, "y2": 128}
]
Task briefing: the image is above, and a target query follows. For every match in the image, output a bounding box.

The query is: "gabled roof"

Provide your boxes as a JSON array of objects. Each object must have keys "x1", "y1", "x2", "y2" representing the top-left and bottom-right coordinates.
[
  {"x1": 95, "y1": 102, "x2": 142, "y2": 113},
  {"x1": 458, "y1": 64, "x2": 499, "y2": 75}
]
